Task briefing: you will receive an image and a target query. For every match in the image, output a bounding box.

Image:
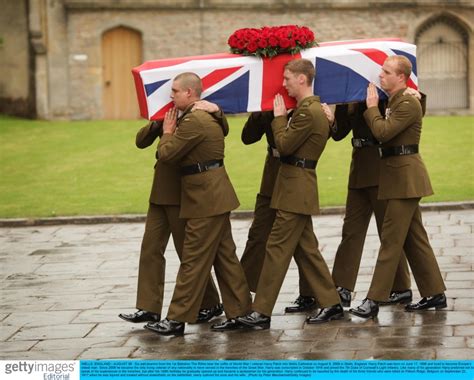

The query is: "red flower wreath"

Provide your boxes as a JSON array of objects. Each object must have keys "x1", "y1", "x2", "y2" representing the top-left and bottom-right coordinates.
[{"x1": 228, "y1": 25, "x2": 317, "y2": 58}]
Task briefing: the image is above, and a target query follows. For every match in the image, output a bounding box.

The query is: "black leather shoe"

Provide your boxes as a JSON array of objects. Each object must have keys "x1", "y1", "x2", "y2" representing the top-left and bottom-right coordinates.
[
  {"x1": 379, "y1": 289, "x2": 413, "y2": 305},
  {"x1": 349, "y1": 298, "x2": 379, "y2": 319},
  {"x1": 144, "y1": 318, "x2": 184, "y2": 336},
  {"x1": 337, "y1": 287, "x2": 352, "y2": 307},
  {"x1": 210, "y1": 318, "x2": 243, "y2": 331},
  {"x1": 307, "y1": 304, "x2": 344, "y2": 324},
  {"x1": 118, "y1": 310, "x2": 160, "y2": 323},
  {"x1": 196, "y1": 303, "x2": 224, "y2": 323},
  {"x1": 236, "y1": 311, "x2": 271, "y2": 330},
  {"x1": 284, "y1": 295, "x2": 317, "y2": 313},
  {"x1": 405, "y1": 293, "x2": 447, "y2": 312}
]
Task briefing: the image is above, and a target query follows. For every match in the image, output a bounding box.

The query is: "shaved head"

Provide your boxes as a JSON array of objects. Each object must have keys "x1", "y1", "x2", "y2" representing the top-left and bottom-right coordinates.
[{"x1": 173, "y1": 72, "x2": 202, "y2": 96}]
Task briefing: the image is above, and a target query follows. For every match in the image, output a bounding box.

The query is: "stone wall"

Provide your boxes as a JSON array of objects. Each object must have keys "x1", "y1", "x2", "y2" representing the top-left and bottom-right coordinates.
[
  {"x1": 65, "y1": 3, "x2": 473, "y2": 118},
  {"x1": 0, "y1": 0, "x2": 32, "y2": 117}
]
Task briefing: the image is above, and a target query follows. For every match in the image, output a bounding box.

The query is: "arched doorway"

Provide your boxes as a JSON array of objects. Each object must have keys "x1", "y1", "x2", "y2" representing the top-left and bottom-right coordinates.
[
  {"x1": 416, "y1": 15, "x2": 469, "y2": 111},
  {"x1": 102, "y1": 26, "x2": 142, "y2": 119}
]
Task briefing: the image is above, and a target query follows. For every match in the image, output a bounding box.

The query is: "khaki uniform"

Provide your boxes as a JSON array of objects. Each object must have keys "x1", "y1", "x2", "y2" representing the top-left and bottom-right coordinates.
[
  {"x1": 364, "y1": 89, "x2": 446, "y2": 301},
  {"x1": 331, "y1": 102, "x2": 411, "y2": 293},
  {"x1": 135, "y1": 121, "x2": 220, "y2": 315},
  {"x1": 239, "y1": 111, "x2": 312, "y2": 295},
  {"x1": 157, "y1": 105, "x2": 252, "y2": 322},
  {"x1": 252, "y1": 96, "x2": 340, "y2": 316}
]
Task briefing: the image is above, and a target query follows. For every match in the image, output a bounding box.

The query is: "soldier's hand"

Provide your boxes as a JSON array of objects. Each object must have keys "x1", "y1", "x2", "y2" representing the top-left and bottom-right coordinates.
[
  {"x1": 192, "y1": 100, "x2": 219, "y2": 113},
  {"x1": 163, "y1": 107, "x2": 178, "y2": 135},
  {"x1": 321, "y1": 103, "x2": 335, "y2": 125},
  {"x1": 273, "y1": 94, "x2": 287, "y2": 117},
  {"x1": 366, "y1": 83, "x2": 379, "y2": 108},
  {"x1": 403, "y1": 87, "x2": 421, "y2": 100}
]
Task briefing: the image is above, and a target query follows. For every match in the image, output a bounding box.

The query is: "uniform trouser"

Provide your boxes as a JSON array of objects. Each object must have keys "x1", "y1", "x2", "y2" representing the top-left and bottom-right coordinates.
[
  {"x1": 240, "y1": 193, "x2": 313, "y2": 295},
  {"x1": 367, "y1": 198, "x2": 446, "y2": 301},
  {"x1": 136, "y1": 203, "x2": 220, "y2": 314},
  {"x1": 253, "y1": 210, "x2": 340, "y2": 316},
  {"x1": 332, "y1": 186, "x2": 411, "y2": 292},
  {"x1": 167, "y1": 213, "x2": 252, "y2": 323}
]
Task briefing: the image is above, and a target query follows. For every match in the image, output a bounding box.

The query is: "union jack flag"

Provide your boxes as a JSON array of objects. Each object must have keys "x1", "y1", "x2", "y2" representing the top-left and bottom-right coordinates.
[{"x1": 132, "y1": 38, "x2": 417, "y2": 120}]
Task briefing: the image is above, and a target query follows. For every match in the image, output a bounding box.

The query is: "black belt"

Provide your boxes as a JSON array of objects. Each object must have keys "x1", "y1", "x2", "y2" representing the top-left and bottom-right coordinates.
[
  {"x1": 280, "y1": 155, "x2": 317, "y2": 169},
  {"x1": 267, "y1": 145, "x2": 280, "y2": 158},
  {"x1": 180, "y1": 159, "x2": 223, "y2": 176},
  {"x1": 351, "y1": 137, "x2": 378, "y2": 148},
  {"x1": 378, "y1": 144, "x2": 419, "y2": 158}
]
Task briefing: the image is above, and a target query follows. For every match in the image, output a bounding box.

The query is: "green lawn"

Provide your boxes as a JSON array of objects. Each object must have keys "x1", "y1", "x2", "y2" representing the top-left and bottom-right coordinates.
[{"x1": 0, "y1": 114, "x2": 472, "y2": 218}]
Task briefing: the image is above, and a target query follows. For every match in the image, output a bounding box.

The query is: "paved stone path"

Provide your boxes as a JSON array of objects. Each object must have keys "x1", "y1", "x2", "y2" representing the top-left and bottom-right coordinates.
[{"x1": 1, "y1": 210, "x2": 472, "y2": 360}]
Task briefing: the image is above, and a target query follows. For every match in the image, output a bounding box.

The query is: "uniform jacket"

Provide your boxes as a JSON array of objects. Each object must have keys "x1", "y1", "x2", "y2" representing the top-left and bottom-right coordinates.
[
  {"x1": 364, "y1": 89, "x2": 433, "y2": 200},
  {"x1": 241, "y1": 111, "x2": 280, "y2": 197},
  {"x1": 136, "y1": 121, "x2": 181, "y2": 205},
  {"x1": 157, "y1": 104, "x2": 239, "y2": 218},
  {"x1": 333, "y1": 94, "x2": 427, "y2": 190},
  {"x1": 270, "y1": 95, "x2": 330, "y2": 215},
  {"x1": 333, "y1": 103, "x2": 382, "y2": 189}
]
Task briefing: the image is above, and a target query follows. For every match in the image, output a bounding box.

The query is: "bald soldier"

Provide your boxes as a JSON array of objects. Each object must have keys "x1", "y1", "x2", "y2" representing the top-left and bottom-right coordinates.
[
  {"x1": 240, "y1": 111, "x2": 317, "y2": 313},
  {"x1": 118, "y1": 117, "x2": 223, "y2": 325},
  {"x1": 145, "y1": 72, "x2": 251, "y2": 335},
  {"x1": 350, "y1": 55, "x2": 447, "y2": 318},
  {"x1": 324, "y1": 88, "x2": 427, "y2": 308},
  {"x1": 237, "y1": 59, "x2": 342, "y2": 329}
]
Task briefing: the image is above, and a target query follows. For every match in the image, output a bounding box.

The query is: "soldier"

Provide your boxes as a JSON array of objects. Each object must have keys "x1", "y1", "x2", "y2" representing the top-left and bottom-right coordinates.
[
  {"x1": 118, "y1": 118, "x2": 224, "y2": 325},
  {"x1": 324, "y1": 89, "x2": 427, "y2": 308},
  {"x1": 349, "y1": 55, "x2": 447, "y2": 318},
  {"x1": 145, "y1": 72, "x2": 252, "y2": 335},
  {"x1": 240, "y1": 111, "x2": 317, "y2": 313},
  {"x1": 237, "y1": 59, "x2": 342, "y2": 329}
]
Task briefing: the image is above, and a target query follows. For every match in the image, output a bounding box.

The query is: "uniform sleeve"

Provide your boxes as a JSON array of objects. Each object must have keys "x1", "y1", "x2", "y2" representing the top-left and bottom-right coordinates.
[
  {"x1": 331, "y1": 104, "x2": 354, "y2": 141},
  {"x1": 135, "y1": 121, "x2": 163, "y2": 149},
  {"x1": 241, "y1": 112, "x2": 270, "y2": 144},
  {"x1": 157, "y1": 115, "x2": 204, "y2": 164},
  {"x1": 363, "y1": 98, "x2": 421, "y2": 143},
  {"x1": 420, "y1": 92, "x2": 427, "y2": 117},
  {"x1": 271, "y1": 108, "x2": 314, "y2": 156},
  {"x1": 211, "y1": 109, "x2": 230, "y2": 136}
]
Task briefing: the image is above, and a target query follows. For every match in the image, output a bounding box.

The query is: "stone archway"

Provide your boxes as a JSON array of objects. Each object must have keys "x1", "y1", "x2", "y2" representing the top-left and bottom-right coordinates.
[
  {"x1": 102, "y1": 26, "x2": 143, "y2": 119},
  {"x1": 415, "y1": 15, "x2": 469, "y2": 110}
]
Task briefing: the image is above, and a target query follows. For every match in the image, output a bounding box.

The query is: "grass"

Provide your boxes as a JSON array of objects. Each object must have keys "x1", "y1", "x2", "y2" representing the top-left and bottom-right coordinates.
[{"x1": 0, "y1": 114, "x2": 472, "y2": 218}]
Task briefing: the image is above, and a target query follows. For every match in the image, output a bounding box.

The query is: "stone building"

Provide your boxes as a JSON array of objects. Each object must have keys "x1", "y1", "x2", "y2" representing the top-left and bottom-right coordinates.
[{"x1": 0, "y1": 0, "x2": 472, "y2": 119}]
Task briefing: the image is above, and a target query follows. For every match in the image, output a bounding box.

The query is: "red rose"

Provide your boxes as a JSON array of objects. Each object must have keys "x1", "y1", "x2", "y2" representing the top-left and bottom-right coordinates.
[
  {"x1": 279, "y1": 37, "x2": 290, "y2": 49},
  {"x1": 236, "y1": 39, "x2": 246, "y2": 50},
  {"x1": 228, "y1": 35, "x2": 238, "y2": 48},
  {"x1": 257, "y1": 38, "x2": 267, "y2": 49},
  {"x1": 268, "y1": 36, "x2": 278, "y2": 47},
  {"x1": 247, "y1": 41, "x2": 258, "y2": 53}
]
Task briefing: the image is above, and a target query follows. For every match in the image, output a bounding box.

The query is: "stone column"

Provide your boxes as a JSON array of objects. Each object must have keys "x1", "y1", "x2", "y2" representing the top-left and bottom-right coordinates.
[{"x1": 29, "y1": 0, "x2": 48, "y2": 119}]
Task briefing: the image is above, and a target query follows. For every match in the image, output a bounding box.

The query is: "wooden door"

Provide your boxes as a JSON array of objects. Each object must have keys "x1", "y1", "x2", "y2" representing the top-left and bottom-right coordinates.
[
  {"x1": 102, "y1": 26, "x2": 142, "y2": 119},
  {"x1": 416, "y1": 19, "x2": 468, "y2": 110}
]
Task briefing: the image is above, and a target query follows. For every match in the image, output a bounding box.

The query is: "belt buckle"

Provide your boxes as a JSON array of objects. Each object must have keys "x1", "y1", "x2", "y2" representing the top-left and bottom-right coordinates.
[
  {"x1": 400, "y1": 145, "x2": 407, "y2": 155},
  {"x1": 353, "y1": 139, "x2": 362, "y2": 148},
  {"x1": 378, "y1": 147, "x2": 383, "y2": 158},
  {"x1": 197, "y1": 162, "x2": 203, "y2": 173},
  {"x1": 296, "y1": 159, "x2": 305, "y2": 168}
]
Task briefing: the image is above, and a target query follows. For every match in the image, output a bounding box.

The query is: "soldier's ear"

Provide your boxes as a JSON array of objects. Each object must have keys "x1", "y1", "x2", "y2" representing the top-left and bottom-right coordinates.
[{"x1": 297, "y1": 73, "x2": 306, "y2": 85}]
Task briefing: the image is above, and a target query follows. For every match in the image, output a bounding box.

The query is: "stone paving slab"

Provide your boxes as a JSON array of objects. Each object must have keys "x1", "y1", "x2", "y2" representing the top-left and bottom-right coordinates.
[{"x1": 0, "y1": 210, "x2": 473, "y2": 360}]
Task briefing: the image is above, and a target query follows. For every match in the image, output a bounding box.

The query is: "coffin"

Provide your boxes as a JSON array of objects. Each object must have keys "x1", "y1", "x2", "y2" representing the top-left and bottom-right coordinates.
[{"x1": 132, "y1": 38, "x2": 417, "y2": 120}]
